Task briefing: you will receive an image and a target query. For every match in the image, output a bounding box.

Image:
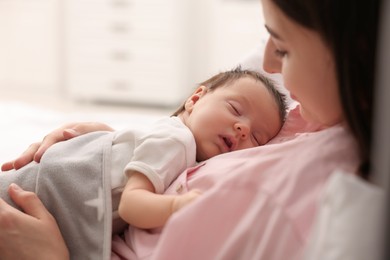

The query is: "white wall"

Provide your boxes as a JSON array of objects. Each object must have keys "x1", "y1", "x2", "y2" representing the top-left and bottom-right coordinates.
[
  {"x1": 207, "y1": 0, "x2": 266, "y2": 74},
  {"x1": 0, "y1": 0, "x2": 267, "y2": 105},
  {"x1": 0, "y1": 0, "x2": 60, "y2": 94}
]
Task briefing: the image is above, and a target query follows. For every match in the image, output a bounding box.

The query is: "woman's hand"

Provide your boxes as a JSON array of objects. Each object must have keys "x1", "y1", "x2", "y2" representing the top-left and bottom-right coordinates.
[
  {"x1": 1, "y1": 122, "x2": 114, "y2": 171},
  {"x1": 0, "y1": 184, "x2": 69, "y2": 260}
]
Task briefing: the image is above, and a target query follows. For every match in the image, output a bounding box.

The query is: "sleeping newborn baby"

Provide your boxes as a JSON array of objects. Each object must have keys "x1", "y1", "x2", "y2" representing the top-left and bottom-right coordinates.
[{"x1": 0, "y1": 67, "x2": 286, "y2": 259}]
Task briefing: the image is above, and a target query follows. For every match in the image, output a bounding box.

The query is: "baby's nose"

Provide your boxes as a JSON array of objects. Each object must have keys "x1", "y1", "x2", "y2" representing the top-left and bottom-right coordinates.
[{"x1": 235, "y1": 123, "x2": 250, "y2": 139}]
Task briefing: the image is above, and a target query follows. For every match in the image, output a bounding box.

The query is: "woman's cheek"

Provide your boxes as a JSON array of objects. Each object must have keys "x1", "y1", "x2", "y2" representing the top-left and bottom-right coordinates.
[
  {"x1": 281, "y1": 65, "x2": 294, "y2": 94},
  {"x1": 282, "y1": 59, "x2": 306, "y2": 102}
]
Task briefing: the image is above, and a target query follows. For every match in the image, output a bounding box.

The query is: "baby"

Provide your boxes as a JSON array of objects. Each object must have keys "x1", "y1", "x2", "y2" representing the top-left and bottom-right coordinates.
[{"x1": 0, "y1": 67, "x2": 286, "y2": 258}]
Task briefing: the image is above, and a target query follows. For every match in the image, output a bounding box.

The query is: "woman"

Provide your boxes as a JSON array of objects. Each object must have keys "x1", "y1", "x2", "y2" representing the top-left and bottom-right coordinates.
[{"x1": 0, "y1": 0, "x2": 381, "y2": 259}]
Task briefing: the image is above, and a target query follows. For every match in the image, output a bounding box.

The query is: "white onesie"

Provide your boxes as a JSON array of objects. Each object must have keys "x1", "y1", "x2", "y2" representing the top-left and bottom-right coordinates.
[{"x1": 109, "y1": 116, "x2": 197, "y2": 232}]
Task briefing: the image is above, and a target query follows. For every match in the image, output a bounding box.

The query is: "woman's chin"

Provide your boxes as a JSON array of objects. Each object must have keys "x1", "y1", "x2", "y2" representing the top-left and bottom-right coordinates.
[
  {"x1": 299, "y1": 106, "x2": 320, "y2": 125},
  {"x1": 299, "y1": 105, "x2": 342, "y2": 129}
]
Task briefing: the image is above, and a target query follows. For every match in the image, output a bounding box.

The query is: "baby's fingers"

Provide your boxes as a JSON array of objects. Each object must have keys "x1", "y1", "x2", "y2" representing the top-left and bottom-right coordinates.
[{"x1": 173, "y1": 189, "x2": 203, "y2": 213}]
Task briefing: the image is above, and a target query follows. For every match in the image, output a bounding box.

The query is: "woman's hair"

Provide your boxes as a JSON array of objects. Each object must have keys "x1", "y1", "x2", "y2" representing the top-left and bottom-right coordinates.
[
  {"x1": 272, "y1": 0, "x2": 382, "y2": 179},
  {"x1": 172, "y1": 67, "x2": 287, "y2": 127}
]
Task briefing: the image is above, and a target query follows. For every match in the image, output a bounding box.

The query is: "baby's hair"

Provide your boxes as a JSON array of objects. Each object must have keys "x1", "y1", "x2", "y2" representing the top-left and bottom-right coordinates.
[{"x1": 172, "y1": 66, "x2": 287, "y2": 125}]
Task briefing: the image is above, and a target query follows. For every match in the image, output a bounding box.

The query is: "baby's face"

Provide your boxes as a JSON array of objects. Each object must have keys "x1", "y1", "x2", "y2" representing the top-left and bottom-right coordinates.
[{"x1": 185, "y1": 77, "x2": 283, "y2": 161}]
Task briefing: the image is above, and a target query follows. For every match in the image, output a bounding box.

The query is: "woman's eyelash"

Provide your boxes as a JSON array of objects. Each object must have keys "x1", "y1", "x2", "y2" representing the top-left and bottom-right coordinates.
[{"x1": 275, "y1": 49, "x2": 287, "y2": 58}]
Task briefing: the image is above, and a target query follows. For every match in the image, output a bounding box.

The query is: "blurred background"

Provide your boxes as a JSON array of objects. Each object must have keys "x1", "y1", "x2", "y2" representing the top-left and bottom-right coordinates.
[
  {"x1": 0, "y1": 0, "x2": 267, "y2": 161},
  {"x1": 0, "y1": 0, "x2": 267, "y2": 108}
]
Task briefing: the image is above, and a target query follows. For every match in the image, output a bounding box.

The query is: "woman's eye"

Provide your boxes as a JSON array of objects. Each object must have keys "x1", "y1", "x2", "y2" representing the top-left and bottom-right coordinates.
[{"x1": 275, "y1": 49, "x2": 287, "y2": 58}]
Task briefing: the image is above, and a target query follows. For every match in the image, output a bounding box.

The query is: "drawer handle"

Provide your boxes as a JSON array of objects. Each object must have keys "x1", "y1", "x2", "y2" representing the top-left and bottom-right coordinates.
[
  {"x1": 111, "y1": 0, "x2": 132, "y2": 8},
  {"x1": 110, "y1": 23, "x2": 131, "y2": 33},
  {"x1": 110, "y1": 80, "x2": 131, "y2": 91},
  {"x1": 111, "y1": 51, "x2": 131, "y2": 61}
]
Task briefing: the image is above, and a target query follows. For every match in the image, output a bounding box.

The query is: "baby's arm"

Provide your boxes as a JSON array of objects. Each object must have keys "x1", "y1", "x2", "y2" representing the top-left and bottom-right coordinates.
[{"x1": 119, "y1": 171, "x2": 201, "y2": 229}]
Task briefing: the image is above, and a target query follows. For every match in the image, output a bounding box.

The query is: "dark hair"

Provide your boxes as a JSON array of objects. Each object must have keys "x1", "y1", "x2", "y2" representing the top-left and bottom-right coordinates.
[
  {"x1": 272, "y1": 0, "x2": 382, "y2": 179},
  {"x1": 172, "y1": 67, "x2": 287, "y2": 127}
]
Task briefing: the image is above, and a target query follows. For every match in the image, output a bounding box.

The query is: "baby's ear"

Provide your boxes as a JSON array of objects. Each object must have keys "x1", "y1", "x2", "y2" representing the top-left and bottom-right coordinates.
[{"x1": 184, "y1": 86, "x2": 207, "y2": 112}]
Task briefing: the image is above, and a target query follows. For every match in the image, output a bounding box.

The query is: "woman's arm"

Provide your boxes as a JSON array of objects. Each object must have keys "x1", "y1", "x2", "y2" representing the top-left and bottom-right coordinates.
[
  {"x1": 119, "y1": 172, "x2": 201, "y2": 229},
  {"x1": 0, "y1": 184, "x2": 69, "y2": 260},
  {"x1": 1, "y1": 122, "x2": 114, "y2": 171}
]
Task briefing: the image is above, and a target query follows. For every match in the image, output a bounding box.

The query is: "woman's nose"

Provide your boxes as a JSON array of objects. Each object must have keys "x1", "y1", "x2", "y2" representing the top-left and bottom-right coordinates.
[
  {"x1": 263, "y1": 37, "x2": 282, "y2": 74},
  {"x1": 235, "y1": 123, "x2": 250, "y2": 139}
]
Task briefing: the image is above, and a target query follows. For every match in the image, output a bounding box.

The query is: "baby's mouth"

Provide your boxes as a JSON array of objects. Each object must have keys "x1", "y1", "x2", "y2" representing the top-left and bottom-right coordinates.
[{"x1": 223, "y1": 136, "x2": 233, "y2": 151}]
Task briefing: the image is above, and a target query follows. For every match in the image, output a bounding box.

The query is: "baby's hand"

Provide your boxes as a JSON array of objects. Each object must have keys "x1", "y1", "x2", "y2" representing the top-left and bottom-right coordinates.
[{"x1": 172, "y1": 189, "x2": 202, "y2": 213}]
